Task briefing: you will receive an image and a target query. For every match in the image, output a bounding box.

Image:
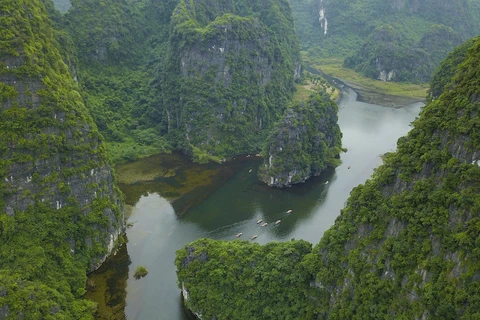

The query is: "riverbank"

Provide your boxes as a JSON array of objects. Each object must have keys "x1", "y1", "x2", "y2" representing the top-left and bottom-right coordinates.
[{"x1": 302, "y1": 55, "x2": 428, "y2": 107}]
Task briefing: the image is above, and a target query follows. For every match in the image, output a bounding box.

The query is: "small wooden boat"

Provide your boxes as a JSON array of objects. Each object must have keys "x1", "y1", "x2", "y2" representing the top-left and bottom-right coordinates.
[
  {"x1": 256, "y1": 219, "x2": 263, "y2": 224},
  {"x1": 325, "y1": 181, "x2": 329, "y2": 185},
  {"x1": 261, "y1": 222, "x2": 268, "y2": 227},
  {"x1": 286, "y1": 209, "x2": 293, "y2": 214},
  {"x1": 251, "y1": 235, "x2": 258, "y2": 240},
  {"x1": 275, "y1": 220, "x2": 281, "y2": 225},
  {"x1": 236, "y1": 233, "x2": 243, "y2": 238}
]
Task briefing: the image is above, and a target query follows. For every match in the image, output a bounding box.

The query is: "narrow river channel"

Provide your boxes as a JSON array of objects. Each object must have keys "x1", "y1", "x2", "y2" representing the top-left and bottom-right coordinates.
[{"x1": 85, "y1": 87, "x2": 424, "y2": 319}]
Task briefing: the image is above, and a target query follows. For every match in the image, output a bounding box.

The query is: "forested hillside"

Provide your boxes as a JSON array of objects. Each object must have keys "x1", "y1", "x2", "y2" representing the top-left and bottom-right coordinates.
[
  {"x1": 176, "y1": 37, "x2": 480, "y2": 319},
  {"x1": 163, "y1": 0, "x2": 300, "y2": 160},
  {"x1": 60, "y1": 0, "x2": 177, "y2": 162},
  {"x1": 291, "y1": 0, "x2": 480, "y2": 82},
  {"x1": 259, "y1": 92, "x2": 342, "y2": 188},
  {"x1": 0, "y1": 0, "x2": 123, "y2": 318},
  {"x1": 56, "y1": 0, "x2": 302, "y2": 163}
]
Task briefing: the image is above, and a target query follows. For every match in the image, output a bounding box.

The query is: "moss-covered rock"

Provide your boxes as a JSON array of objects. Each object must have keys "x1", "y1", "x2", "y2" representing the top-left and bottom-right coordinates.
[
  {"x1": 163, "y1": 0, "x2": 301, "y2": 159},
  {"x1": 0, "y1": 0, "x2": 124, "y2": 317},
  {"x1": 259, "y1": 92, "x2": 342, "y2": 188}
]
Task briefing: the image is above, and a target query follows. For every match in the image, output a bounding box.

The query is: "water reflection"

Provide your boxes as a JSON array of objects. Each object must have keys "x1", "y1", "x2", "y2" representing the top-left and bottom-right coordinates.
[{"x1": 86, "y1": 86, "x2": 423, "y2": 320}]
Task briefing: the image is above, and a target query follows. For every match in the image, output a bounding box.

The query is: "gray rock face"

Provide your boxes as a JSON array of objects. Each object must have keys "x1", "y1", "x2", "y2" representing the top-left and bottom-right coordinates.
[
  {"x1": 0, "y1": 28, "x2": 124, "y2": 271},
  {"x1": 165, "y1": 0, "x2": 300, "y2": 158},
  {"x1": 259, "y1": 93, "x2": 342, "y2": 188},
  {"x1": 179, "y1": 23, "x2": 272, "y2": 88}
]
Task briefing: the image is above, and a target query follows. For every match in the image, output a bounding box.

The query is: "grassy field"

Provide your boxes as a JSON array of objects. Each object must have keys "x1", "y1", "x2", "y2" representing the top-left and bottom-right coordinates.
[
  {"x1": 294, "y1": 75, "x2": 341, "y2": 104},
  {"x1": 302, "y1": 53, "x2": 429, "y2": 99}
]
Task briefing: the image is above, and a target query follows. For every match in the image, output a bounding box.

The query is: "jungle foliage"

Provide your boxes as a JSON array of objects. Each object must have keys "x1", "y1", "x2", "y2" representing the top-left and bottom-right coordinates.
[
  {"x1": 429, "y1": 36, "x2": 480, "y2": 100},
  {"x1": 0, "y1": 0, "x2": 122, "y2": 318},
  {"x1": 176, "y1": 37, "x2": 480, "y2": 319},
  {"x1": 57, "y1": 0, "x2": 177, "y2": 162},
  {"x1": 176, "y1": 238, "x2": 320, "y2": 319},
  {"x1": 258, "y1": 92, "x2": 342, "y2": 187},
  {"x1": 163, "y1": 0, "x2": 300, "y2": 159},
  {"x1": 290, "y1": 0, "x2": 480, "y2": 83},
  {"x1": 54, "y1": 0, "x2": 301, "y2": 162}
]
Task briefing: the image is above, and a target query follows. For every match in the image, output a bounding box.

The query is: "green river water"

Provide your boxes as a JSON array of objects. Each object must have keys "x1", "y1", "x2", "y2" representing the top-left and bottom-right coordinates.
[{"x1": 85, "y1": 86, "x2": 424, "y2": 319}]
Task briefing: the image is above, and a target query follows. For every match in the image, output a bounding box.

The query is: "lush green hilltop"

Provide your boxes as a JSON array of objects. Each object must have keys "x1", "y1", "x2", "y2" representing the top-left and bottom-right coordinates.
[
  {"x1": 0, "y1": 0, "x2": 123, "y2": 318},
  {"x1": 163, "y1": 0, "x2": 300, "y2": 160},
  {"x1": 59, "y1": 0, "x2": 174, "y2": 162},
  {"x1": 57, "y1": 0, "x2": 302, "y2": 163},
  {"x1": 176, "y1": 38, "x2": 480, "y2": 318},
  {"x1": 291, "y1": 0, "x2": 480, "y2": 83},
  {"x1": 259, "y1": 92, "x2": 342, "y2": 188}
]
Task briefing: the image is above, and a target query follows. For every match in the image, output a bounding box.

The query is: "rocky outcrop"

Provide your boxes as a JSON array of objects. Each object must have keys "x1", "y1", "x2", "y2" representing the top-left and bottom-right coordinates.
[
  {"x1": 175, "y1": 38, "x2": 480, "y2": 319},
  {"x1": 291, "y1": 0, "x2": 479, "y2": 83},
  {"x1": 0, "y1": 2, "x2": 123, "y2": 270},
  {"x1": 258, "y1": 92, "x2": 342, "y2": 187},
  {"x1": 312, "y1": 38, "x2": 480, "y2": 318},
  {"x1": 164, "y1": 0, "x2": 300, "y2": 159},
  {"x1": 344, "y1": 23, "x2": 462, "y2": 83},
  {"x1": 1, "y1": 0, "x2": 124, "y2": 317},
  {"x1": 343, "y1": 24, "x2": 436, "y2": 83}
]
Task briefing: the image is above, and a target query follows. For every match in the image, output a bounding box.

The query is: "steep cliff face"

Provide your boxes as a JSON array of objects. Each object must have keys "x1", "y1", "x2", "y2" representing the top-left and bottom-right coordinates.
[
  {"x1": 175, "y1": 38, "x2": 480, "y2": 319},
  {"x1": 259, "y1": 93, "x2": 342, "y2": 188},
  {"x1": 0, "y1": 0, "x2": 123, "y2": 317},
  {"x1": 343, "y1": 24, "x2": 461, "y2": 83},
  {"x1": 164, "y1": 0, "x2": 300, "y2": 159},
  {"x1": 429, "y1": 36, "x2": 479, "y2": 100},
  {"x1": 312, "y1": 38, "x2": 480, "y2": 318},
  {"x1": 291, "y1": 0, "x2": 479, "y2": 82}
]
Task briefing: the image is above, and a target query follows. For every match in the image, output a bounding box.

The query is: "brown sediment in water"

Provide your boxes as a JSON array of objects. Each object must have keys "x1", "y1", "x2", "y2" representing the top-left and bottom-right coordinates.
[
  {"x1": 116, "y1": 152, "x2": 259, "y2": 215},
  {"x1": 340, "y1": 78, "x2": 425, "y2": 108},
  {"x1": 85, "y1": 152, "x2": 260, "y2": 317},
  {"x1": 84, "y1": 241, "x2": 130, "y2": 320}
]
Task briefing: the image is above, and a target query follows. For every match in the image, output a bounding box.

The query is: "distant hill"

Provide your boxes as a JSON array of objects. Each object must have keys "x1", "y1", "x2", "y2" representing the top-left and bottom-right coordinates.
[{"x1": 291, "y1": 0, "x2": 480, "y2": 82}]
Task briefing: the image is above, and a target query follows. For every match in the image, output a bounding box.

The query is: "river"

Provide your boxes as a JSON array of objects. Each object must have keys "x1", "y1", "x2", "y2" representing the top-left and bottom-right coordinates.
[{"x1": 85, "y1": 87, "x2": 424, "y2": 319}]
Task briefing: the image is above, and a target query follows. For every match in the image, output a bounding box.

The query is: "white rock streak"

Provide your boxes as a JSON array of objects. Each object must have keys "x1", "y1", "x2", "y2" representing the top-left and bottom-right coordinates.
[{"x1": 319, "y1": 0, "x2": 328, "y2": 35}]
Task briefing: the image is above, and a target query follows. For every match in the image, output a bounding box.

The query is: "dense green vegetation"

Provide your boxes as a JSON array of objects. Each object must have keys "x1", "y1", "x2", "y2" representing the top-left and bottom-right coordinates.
[
  {"x1": 429, "y1": 36, "x2": 480, "y2": 99},
  {"x1": 259, "y1": 92, "x2": 342, "y2": 187},
  {"x1": 54, "y1": 0, "x2": 302, "y2": 163},
  {"x1": 176, "y1": 38, "x2": 480, "y2": 319},
  {"x1": 343, "y1": 24, "x2": 460, "y2": 83},
  {"x1": 58, "y1": 0, "x2": 177, "y2": 162},
  {"x1": 163, "y1": 0, "x2": 300, "y2": 159},
  {"x1": 0, "y1": 0, "x2": 122, "y2": 317},
  {"x1": 133, "y1": 265, "x2": 148, "y2": 279},
  {"x1": 176, "y1": 238, "x2": 319, "y2": 319},
  {"x1": 290, "y1": 0, "x2": 480, "y2": 82}
]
